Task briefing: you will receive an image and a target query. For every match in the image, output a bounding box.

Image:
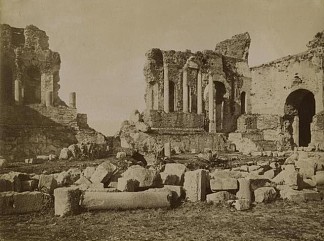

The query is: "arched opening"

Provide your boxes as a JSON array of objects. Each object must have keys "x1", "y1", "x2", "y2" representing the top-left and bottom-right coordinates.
[
  {"x1": 215, "y1": 81, "x2": 226, "y2": 131},
  {"x1": 169, "y1": 81, "x2": 176, "y2": 112},
  {"x1": 284, "y1": 89, "x2": 315, "y2": 147},
  {"x1": 24, "y1": 66, "x2": 41, "y2": 104},
  {"x1": 0, "y1": 64, "x2": 14, "y2": 105},
  {"x1": 241, "y1": 92, "x2": 246, "y2": 114}
]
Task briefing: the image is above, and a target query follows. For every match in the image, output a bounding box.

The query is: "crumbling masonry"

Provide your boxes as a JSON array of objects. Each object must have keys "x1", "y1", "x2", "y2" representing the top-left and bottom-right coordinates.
[
  {"x1": 141, "y1": 30, "x2": 324, "y2": 153},
  {"x1": 0, "y1": 24, "x2": 106, "y2": 159}
]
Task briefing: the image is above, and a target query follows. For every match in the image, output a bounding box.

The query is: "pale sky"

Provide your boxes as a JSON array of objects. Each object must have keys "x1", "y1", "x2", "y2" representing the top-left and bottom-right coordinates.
[{"x1": 1, "y1": 0, "x2": 324, "y2": 135}]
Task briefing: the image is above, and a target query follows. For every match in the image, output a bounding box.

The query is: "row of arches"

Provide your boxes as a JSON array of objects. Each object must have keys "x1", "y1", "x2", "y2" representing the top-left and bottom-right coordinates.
[{"x1": 0, "y1": 65, "x2": 42, "y2": 105}]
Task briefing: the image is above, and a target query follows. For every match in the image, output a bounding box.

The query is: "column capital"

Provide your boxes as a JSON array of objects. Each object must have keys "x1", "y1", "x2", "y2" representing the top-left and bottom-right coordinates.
[{"x1": 183, "y1": 64, "x2": 189, "y2": 71}]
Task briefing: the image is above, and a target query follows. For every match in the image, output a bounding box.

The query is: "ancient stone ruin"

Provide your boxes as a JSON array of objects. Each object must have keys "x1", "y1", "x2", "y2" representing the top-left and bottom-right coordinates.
[
  {"x1": 0, "y1": 25, "x2": 324, "y2": 217},
  {"x1": 0, "y1": 24, "x2": 107, "y2": 160}
]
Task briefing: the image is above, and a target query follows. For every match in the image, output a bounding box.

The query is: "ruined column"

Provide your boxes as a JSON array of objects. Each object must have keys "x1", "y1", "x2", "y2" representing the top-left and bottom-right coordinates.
[
  {"x1": 69, "y1": 92, "x2": 76, "y2": 108},
  {"x1": 293, "y1": 116, "x2": 299, "y2": 146},
  {"x1": 14, "y1": 80, "x2": 22, "y2": 104},
  {"x1": 163, "y1": 64, "x2": 170, "y2": 113},
  {"x1": 220, "y1": 100, "x2": 224, "y2": 130},
  {"x1": 45, "y1": 91, "x2": 53, "y2": 107},
  {"x1": 183, "y1": 65, "x2": 189, "y2": 113},
  {"x1": 208, "y1": 74, "x2": 216, "y2": 133},
  {"x1": 197, "y1": 70, "x2": 203, "y2": 114}
]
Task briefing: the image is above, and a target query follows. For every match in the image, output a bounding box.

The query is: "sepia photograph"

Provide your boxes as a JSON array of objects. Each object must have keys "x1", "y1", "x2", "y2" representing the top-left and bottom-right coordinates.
[{"x1": 0, "y1": 0, "x2": 324, "y2": 240}]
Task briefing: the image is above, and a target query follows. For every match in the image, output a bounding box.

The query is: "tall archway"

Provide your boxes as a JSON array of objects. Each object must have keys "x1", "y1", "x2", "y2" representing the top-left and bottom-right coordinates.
[
  {"x1": 241, "y1": 92, "x2": 246, "y2": 114},
  {"x1": 0, "y1": 64, "x2": 14, "y2": 105},
  {"x1": 284, "y1": 89, "x2": 315, "y2": 147},
  {"x1": 24, "y1": 66, "x2": 41, "y2": 104},
  {"x1": 169, "y1": 81, "x2": 176, "y2": 112},
  {"x1": 215, "y1": 81, "x2": 226, "y2": 131}
]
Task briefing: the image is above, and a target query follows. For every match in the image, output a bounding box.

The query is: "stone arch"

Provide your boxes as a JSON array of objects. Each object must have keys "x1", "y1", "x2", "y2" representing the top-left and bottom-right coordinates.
[
  {"x1": 24, "y1": 66, "x2": 42, "y2": 104},
  {"x1": 0, "y1": 64, "x2": 14, "y2": 105},
  {"x1": 284, "y1": 89, "x2": 315, "y2": 147}
]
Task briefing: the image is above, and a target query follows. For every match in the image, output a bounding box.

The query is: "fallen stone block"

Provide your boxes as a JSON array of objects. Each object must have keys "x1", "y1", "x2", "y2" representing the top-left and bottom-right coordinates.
[
  {"x1": 272, "y1": 170, "x2": 302, "y2": 189},
  {"x1": 54, "y1": 171, "x2": 72, "y2": 187},
  {"x1": 67, "y1": 168, "x2": 82, "y2": 182},
  {"x1": 116, "y1": 152, "x2": 127, "y2": 160},
  {"x1": 210, "y1": 178, "x2": 238, "y2": 191},
  {"x1": 21, "y1": 179, "x2": 38, "y2": 192},
  {"x1": 183, "y1": 169, "x2": 208, "y2": 202},
  {"x1": 313, "y1": 171, "x2": 324, "y2": 186},
  {"x1": 301, "y1": 178, "x2": 317, "y2": 188},
  {"x1": 90, "y1": 161, "x2": 117, "y2": 184},
  {"x1": 81, "y1": 191, "x2": 173, "y2": 210},
  {"x1": 36, "y1": 155, "x2": 49, "y2": 162},
  {"x1": 0, "y1": 172, "x2": 28, "y2": 192},
  {"x1": 54, "y1": 187, "x2": 82, "y2": 217},
  {"x1": 117, "y1": 178, "x2": 139, "y2": 192},
  {"x1": 38, "y1": 174, "x2": 58, "y2": 194},
  {"x1": 135, "y1": 121, "x2": 150, "y2": 132},
  {"x1": 236, "y1": 178, "x2": 251, "y2": 201},
  {"x1": 74, "y1": 176, "x2": 92, "y2": 188},
  {"x1": 0, "y1": 158, "x2": 8, "y2": 168},
  {"x1": 122, "y1": 165, "x2": 162, "y2": 188},
  {"x1": 164, "y1": 143, "x2": 171, "y2": 158},
  {"x1": 254, "y1": 187, "x2": 277, "y2": 203},
  {"x1": 59, "y1": 148, "x2": 72, "y2": 160},
  {"x1": 248, "y1": 177, "x2": 272, "y2": 191},
  {"x1": 284, "y1": 152, "x2": 298, "y2": 164},
  {"x1": 233, "y1": 199, "x2": 250, "y2": 211},
  {"x1": 210, "y1": 170, "x2": 247, "y2": 179},
  {"x1": 160, "y1": 163, "x2": 186, "y2": 185},
  {"x1": 280, "y1": 188, "x2": 321, "y2": 202},
  {"x1": 162, "y1": 185, "x2": 184, "y2": 200},
  {"x1": 263, "y1": 169, "x2": 275, "y2": 179},
  {"x1": 82, "y1": 166, "x2": 96, "y2": 180},
  {"x1": 207, "y1": 191, "x2": 236, "y2": 204},
  {"x1": 0, "y1": 191, "x2": 48, "y2": 215}
]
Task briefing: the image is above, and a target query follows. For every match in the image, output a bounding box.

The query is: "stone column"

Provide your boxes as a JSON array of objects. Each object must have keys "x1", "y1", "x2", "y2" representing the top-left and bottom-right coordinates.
[
  {"x1": 163, "y1": 64, "x2": 170, "y2": 113},
  {"x1": 183, "y1": 65, "x2": 189, "y2": 113},
  {"x1": 208, "y1": 74, "x2": 216, "y2": 133},
  {"x1": 14, "y1": 80, "x2": 22, "y2": 104},
  {"x1": 69, "y1": 92, "x2": 76, "y2": 108},
  {"x1": 293, "y1": 116, "x2": 299, "y2": 146},
  {"x1": 197, "y1": 70, "x2": 202, "y2": 114},
  {"x1": 45, "y1": 91, "x2": 53, "y2": 107}
]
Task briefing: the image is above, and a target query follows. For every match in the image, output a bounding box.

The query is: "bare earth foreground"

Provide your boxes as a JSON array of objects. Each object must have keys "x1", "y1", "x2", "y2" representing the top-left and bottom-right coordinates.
[
  {"x1": 1, "y1": 154, "x2": 324, "y2": 241},
  {"x1": 0, "y1": 201, "x2": 323, "y2": 241}
]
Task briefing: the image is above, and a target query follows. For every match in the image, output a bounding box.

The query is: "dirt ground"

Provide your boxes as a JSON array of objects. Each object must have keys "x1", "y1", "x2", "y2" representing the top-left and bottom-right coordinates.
[
  {"x1": 1, "y1": 200, "x2": 324, "y2": 241},
  {"x1": 1, "y1": 153, "x2": 323, "y2": 241}
]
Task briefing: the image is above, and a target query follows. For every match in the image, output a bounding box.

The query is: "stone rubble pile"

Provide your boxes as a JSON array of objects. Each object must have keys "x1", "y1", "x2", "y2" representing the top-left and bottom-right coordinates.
[{"x1": 1, "y1": 150, "x2": 323, "y2": 216}]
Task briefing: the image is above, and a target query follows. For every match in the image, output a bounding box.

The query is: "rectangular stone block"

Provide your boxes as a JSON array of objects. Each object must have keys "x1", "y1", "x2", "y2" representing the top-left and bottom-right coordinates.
[
  {"x1": 54, "y1": 187, "x2": 81, "y2": 217},
  {"x1": 210, "y1": 178, "x2": 238, "y2": 191},
  {"x1": 183, "y1": 169, "x2": 208, "y2": 201},
  {"x1": 117, "y1": 178, "x2": 139, "y2": 192},
  {"x1": 0, "y1": 191, "x2": 46, "y2": 215},
  {"x1": 81, "y1": 191, "x2": 172, "y2": 210}
]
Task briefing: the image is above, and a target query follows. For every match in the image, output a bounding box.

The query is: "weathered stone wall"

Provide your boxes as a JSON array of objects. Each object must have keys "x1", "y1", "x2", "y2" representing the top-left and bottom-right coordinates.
[
  {"x1": 143, "y1": 34, "x2": 252, "y2": 134},
  {"x1": 250, "y1": 47, "x2": 324, "y2": 116},
  {"x1": 0, "y1": 24, "x2": 107, "y2": 159},
  {"x1": 144, "y1": 110, "x2": 205, "y2": 130},
  {"x1": 311, "y1": 111, "x2": 324, "y2": 148},
  {"x1": 149, "y1": 133, "x2": 227, "y2": 152},
  {"x1": 237, "y1": 114, "x2": 281, "y2": 141},
  {"x1": 0, "y1": 24, "x2": 63, "y2": 106}
]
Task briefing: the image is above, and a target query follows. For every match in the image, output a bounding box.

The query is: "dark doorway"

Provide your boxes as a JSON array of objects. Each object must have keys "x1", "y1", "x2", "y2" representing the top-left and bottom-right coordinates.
[
  {"x1": 285, "y1": 89, "x2": 315, "y2": 147},
  {"x1": 0, "y1": 64, "x2": 14, "y2": 105},
  {"x1": 25, "y1": 66, "x2": 41, "y2": 104},
  {"x1": 241, "y1": 92, "x2": 246, "y2": 114},
  {"x1": 169, "y1": 81, "x2": 175, "y2": 112}
]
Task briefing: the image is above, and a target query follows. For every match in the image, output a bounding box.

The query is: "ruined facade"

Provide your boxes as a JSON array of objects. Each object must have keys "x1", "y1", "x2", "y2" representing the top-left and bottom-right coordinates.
[
  {"x1": 142, "y1": 31, "x2": 324, "y2": 152},
  {"x1": 0, "y1": 24, "x2": 106, "y2": 159},
  {"x1": 143, "y1": 33, "x2": 252, "y2": 134},
  {"x1": 234, "y1": 30, "x2": 324, "y2": 151}
]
